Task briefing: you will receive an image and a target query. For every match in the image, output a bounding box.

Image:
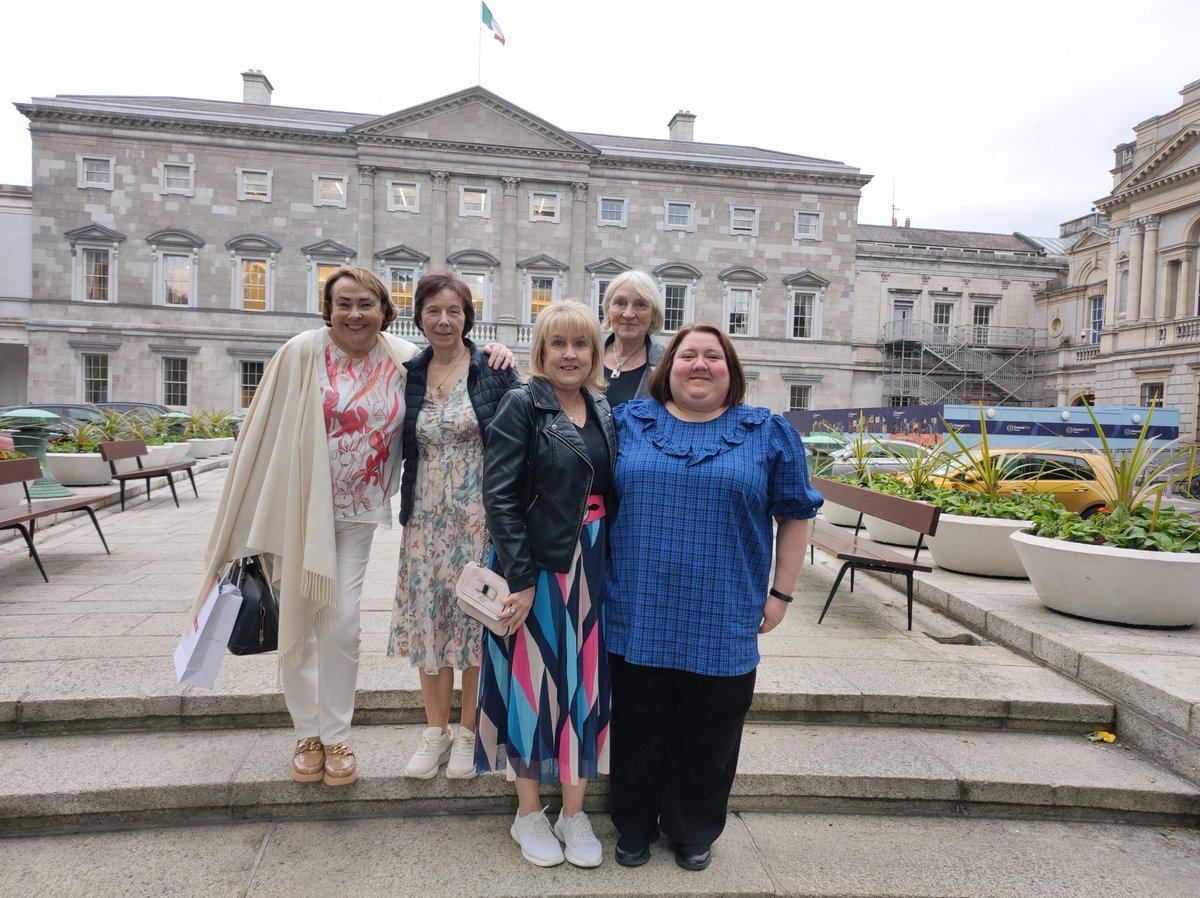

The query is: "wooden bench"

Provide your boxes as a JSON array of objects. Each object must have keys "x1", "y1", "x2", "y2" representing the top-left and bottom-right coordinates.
[
  {"x1": 809, "y1": 475, "x2": 941, "y2": 630},
  {"x1": 98, "y1": 439, "x2": 198, "y2": 511},
  {"x1": 0, "y1": 457, "x2": 111, "y2": 582}
]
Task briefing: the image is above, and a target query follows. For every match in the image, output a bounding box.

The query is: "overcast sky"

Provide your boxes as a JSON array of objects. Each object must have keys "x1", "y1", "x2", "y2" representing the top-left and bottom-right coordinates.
[{"x1": 4, "y1": 0, "x2": 1198, "y2": 237}]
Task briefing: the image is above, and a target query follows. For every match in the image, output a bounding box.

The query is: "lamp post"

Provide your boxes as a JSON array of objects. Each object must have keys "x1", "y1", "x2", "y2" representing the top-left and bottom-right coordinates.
[{"x1": 3, "y1": 409, "x2": 75, "y2": 498}]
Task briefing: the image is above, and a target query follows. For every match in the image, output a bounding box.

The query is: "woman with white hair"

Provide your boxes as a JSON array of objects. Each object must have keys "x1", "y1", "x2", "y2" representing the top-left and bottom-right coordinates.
[{"x1": 600, "y1": 270, "x2": 666, "y2": 407}]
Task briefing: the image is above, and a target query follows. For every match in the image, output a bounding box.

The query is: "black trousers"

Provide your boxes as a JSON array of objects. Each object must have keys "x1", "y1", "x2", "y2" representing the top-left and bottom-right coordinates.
[{"x1": 608, "y1": 653, "x2": 756, "y2": 848}]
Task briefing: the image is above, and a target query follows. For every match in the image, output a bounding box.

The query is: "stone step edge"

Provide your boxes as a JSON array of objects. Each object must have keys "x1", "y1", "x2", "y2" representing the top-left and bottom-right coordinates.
[
  {"x1": 3, "y1": 688, "x2": 1115, "y2": 737},
  {"x1": 2, "y1": 722, "x2": 1195, "y2": 836}
]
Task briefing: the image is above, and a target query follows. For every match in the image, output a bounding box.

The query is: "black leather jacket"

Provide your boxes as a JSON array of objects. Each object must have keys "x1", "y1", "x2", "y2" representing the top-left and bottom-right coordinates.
[
  {"x1": 483, "y1": 377, "x2": 616, "y2": 592},
  {"x1": 398, "y1": 339, "x2": 518, "y2": 525}
]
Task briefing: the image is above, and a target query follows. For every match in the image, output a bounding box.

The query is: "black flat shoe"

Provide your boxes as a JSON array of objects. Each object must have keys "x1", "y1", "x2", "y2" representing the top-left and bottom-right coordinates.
[
  {"x1": 615, "y1": 830, "x2": 659, "y2": 867},
  {"x1": 674, "y1": 843, "x2": 712, "y2": 871}
]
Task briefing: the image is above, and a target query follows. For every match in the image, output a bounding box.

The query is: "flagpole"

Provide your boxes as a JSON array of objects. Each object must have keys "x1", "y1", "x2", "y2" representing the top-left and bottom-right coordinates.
[{"x1": 477, "y1": 8, "x2": 483, "y2": 85}]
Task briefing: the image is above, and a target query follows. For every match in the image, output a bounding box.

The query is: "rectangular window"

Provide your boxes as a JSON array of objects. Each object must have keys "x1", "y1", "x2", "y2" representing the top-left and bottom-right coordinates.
[
  {"x1": 240, "y1": 361, "x2": 265, "y2": 409},
  {"x1": 971, "y1": 304, "x2": 993, "y2": 345},
  {"x1": 241, "y1": 259, "x2": 268, "y2": 310},
  {"x1": 789, "y1": 385, "x2": 812, "y2": 412},
  {"x1": 663, "y1": 283, "x2": 688, "y2": 332},
  {"x1": 594, "y1": 278, "x2": 611, "y2": 324},
  {"x1": 794, "y1": 210, "x2": 822, "y2": 239},
  {"x1": 387, "y1": 180, "x2": 420, "y2": 213},
  {"x1": 389, "y1": 267, "x2": 416, "y2": 318},
  {"x1": 315, "y1": 263, "x2": 340, "y2": 310},
  {"x1": 933, "y1": 302, "x2": 954, "y2": 336},
  {"x1": 1140, "y1": 382, "x2": 1165, "y2": 406},
  {"x1": 163, "y1": 358, "x2": 189, "y2": 407},
  {"x1": 598, "y1": 196, "x2": 627, "y2": 227},
  {"x1": 529, "y1": 276, "x2": 555, "y2": 322},
  {"x1": 77, "y1": 155, "x2": 115, "y2": 189},
  {"x1": 460, "y1": 186, "x2": 491, "y2": 217},
  {"x1": 82, "y1": 249, "x2": 111, "y2": 302},
  {"x1": 1088, "y1": 295, "x2": 1104, "y2": 344},
  {"x1": 727, "y1": 287, "x2": 753, "y2": 335},
  {"x1": 459, "y1": 270, "x2": 488, "y2": 318},
  {"x1": 313, "y1": 174, "x2": 347, "y2": 207},
  {"x1": 161, "y1": 162, "x2": 194, "y2": 194},
  {"x1": 790, "y1": 291, "x2": 819, "y2": 339},
  {"x1": 237, "y1": 168, "x2": 272, "y2": 201},
  {"x1": 665, "y1": 201, "x2": 693, "y2": 231},
  {"x1": 82, "y1": 353, "x2": 109, "y2": 404},
  {"x1": 730, "y1": 206, "x2": 759, "y2": 237},
  {"x1": 529, "y1": 191, "x2": 560, "y2": 222},
  {"x1": 163, "y1": 254, "x2": 192, "y2": 306}
]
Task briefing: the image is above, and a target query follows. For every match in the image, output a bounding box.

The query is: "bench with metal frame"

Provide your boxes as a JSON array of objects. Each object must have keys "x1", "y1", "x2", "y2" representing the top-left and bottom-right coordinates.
[
  {"x1": 809, "y1": 475, "x2": 941, "y2": 630},
  {"x1": 0, "y1": 457, "x2": 111, "y2": 582},
  {"x1": 98, "y1": 439, "x2": 198, "y2": 511}
]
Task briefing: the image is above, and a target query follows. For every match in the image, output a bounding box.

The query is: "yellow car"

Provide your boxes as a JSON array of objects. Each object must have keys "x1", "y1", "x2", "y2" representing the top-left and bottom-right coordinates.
[{"x1": 934, "y1": 448, "x2": 1110, "y2": 516}]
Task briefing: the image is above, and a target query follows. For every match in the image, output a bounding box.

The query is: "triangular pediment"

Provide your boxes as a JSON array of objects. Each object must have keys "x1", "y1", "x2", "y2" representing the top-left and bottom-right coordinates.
[
  {"x1": 585, "y1": 257, "x2": 631, "y2": 276},
  {"x1": 783, "y1": 269, "x2": 831, "y2": 288},
  {"x1": 1069, "y1": 228, "x2": 1111, "y2": 255},
  {"x1": 518, "y1": 253, "x2": 567, "y2": 272},
  {"x1": 300, "y1": 239, "x2": 356, "y2": 258},
  {"x1": 375, "y1": 243, "x2": 429, "y2": 264},
  {"x1": 65, "y1": 223, "x2": 126, "y2": 244},
  {"x1": 350, "y1": 87, "x2": 598, "y2": 158},
  {"x1": 1114, "y1": 125, "x2": 1200, "y2": 195}
]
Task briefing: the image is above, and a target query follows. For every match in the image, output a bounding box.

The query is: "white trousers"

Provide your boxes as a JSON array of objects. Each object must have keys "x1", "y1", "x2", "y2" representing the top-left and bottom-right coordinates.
[{"x1": 282, "y1": 519, "x2": 377, "y2": 745}]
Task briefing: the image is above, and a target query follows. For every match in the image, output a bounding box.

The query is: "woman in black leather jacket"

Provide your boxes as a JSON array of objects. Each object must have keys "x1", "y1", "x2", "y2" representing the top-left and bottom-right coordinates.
[
  {"x1": 477, "y1": 300, "x2": 616, "y2": 869},
  {"x1": 388, "y1": 272, "x2": 517, "y2": 783}
]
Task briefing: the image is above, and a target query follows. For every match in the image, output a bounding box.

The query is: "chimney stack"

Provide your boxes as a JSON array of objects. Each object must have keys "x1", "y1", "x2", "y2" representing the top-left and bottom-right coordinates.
[
  {"x1": 904, "y1": 217, "x2": 911, "y2": 228},
  {"x1": 668, "y1": 110, "x2": 695, "y2": 142},
  {"x1": 241, "y1": 70, "x2": 274, "y2": 105}
]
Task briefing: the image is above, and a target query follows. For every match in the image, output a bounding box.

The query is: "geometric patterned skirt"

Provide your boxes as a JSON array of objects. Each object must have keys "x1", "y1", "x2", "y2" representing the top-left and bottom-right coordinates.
[{"x1": 474, "y1": 504, "x2": 610, "y2": 785}]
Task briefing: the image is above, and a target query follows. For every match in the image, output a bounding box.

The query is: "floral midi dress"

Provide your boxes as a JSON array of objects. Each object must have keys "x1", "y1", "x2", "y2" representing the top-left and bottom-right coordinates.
[{"x1": 388, "y1": 377, "x2": 486, "y2": 672}]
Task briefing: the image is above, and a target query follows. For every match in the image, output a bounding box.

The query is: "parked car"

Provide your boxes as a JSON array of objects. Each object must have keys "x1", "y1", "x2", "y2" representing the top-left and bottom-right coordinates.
[
  {"x1": 828, "y1": 438, "x2": 932, "y2": 478},
  {"x1": 933, "y1": 447, "x2": 1110, "y2": 516}
]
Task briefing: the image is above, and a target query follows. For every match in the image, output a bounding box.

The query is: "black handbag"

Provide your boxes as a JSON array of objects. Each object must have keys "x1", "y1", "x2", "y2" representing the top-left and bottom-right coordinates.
[{"x1": 226, "y1": 555, "x2": 280, "y2": 655}]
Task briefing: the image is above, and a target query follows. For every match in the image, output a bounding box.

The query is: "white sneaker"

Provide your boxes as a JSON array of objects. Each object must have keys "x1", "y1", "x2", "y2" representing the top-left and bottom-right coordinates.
[
  {"x1": 511, "y1": 808, "x2": 565, "y2": 867},
  {"x1": 404, "y1": 726, "x2": 452, "y2": 779},
  {"x1": 554, "y1": 810, "x2": 602, "y2": 867},
  {"x1": 445, "y1": 726, "x2": 477, "y2": 780}
]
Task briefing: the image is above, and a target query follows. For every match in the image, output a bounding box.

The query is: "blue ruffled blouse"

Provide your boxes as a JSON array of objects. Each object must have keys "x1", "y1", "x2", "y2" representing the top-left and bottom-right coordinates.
[{"x1": 604, "y1": 399, "x2": 824, "y2": 676}]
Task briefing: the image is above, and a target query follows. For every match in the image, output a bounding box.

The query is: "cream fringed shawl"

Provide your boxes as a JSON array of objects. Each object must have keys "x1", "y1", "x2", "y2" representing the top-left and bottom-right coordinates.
[{"x1": 187, "y1": 328, "x2": 416, "y2": 681}]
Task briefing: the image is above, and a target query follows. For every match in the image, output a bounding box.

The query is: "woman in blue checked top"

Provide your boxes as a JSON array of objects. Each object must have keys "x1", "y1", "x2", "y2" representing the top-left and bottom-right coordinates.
[{"x1": 603, "y1": 322, "x2": 823, "y2": 872}]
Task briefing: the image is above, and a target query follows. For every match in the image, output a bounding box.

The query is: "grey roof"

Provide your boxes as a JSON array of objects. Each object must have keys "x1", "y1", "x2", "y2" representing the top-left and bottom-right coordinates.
[
  {"x1": 858, "y1": 224, "x2": 1044, "y2": 253},
  {"x1": 26, "y1": 93, "x2": 859, "y2": 175},
  {"x1": 1019, "y1": 234, "x2": 1073, "y2": 255}
]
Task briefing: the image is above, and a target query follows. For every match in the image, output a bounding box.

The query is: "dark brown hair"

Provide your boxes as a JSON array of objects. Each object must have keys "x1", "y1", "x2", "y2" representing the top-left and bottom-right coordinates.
[
  {"x1": 648, "y1": 322, "x2": 746, "y2": 408},
  {"x1": 320, "y1": 266, "x2": 397, "y2": 328},
  {"x1": 412, "y1": 272, "x2": 476, "y2": 337}
]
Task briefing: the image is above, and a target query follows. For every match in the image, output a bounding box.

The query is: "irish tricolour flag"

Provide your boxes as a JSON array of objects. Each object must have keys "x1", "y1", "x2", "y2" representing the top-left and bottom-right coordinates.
[{"x1": 482, "y1": 3, "x2": 505, "y2": 45}]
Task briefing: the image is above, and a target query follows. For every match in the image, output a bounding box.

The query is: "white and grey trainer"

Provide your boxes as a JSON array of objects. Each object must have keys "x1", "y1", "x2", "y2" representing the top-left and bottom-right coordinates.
[
  {"x1": 404, "y1": 725, "x2": 453, "y2": 779},
  {"x1": 444, "y1": 726, "x2": 478, "y2": 780},
  {"x1": 511, "y1": 808, "x2": 566, "y2": 867},
  {"x1": 554, "y1": 809, "x2": 603, "y2": 867}
]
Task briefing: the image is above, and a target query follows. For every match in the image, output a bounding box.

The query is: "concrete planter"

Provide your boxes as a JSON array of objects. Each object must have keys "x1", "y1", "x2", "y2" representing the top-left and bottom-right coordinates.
[
  {"x1": 1011, "y1": 529, "x2": 1200, "y2": 627},
  {"x1": 187, "y1": 438, "x2": 224, "y2": 459},
  {"x1": 143, "y1": 444, "x2": 176, "y2": 467},
  {"x1": 44, "y1": 453, "x2": 113, "y2": 487},
  {"x1": 0, "y1": 481, "x2": 24, "y2": 508},
  {"x1": 863, "y1": 514, "x2": 922, "y2": 548},
  {"x1": 216, "y1": 437, "x2": 236, "y2": 454},
  {"x1": 163, "y1": 442, "x2": 191, "y2": 464},
  {"x1": 820, "y1": 499, "x2": 861, "y2": 528},
  {"x1": 927, "y1": 513, "x2": 1030, "y2": 578}
]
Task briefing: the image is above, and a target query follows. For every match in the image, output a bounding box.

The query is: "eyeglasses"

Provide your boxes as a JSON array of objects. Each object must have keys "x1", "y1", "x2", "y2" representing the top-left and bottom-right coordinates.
[{"x1": 610, "y1": 298, "x2": 651, "y2": 313}]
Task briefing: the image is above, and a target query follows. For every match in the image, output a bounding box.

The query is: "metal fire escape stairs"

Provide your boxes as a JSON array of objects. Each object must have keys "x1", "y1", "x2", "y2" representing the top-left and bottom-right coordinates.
[{"x1": 880, "y1": 319, "x2": 1035, "y2": 406}]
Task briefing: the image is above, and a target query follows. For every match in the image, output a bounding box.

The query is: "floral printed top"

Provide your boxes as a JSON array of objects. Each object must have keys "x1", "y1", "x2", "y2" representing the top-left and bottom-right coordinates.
[{"x1": 316, "y1": 329, "x2": 405, "y2": 524}]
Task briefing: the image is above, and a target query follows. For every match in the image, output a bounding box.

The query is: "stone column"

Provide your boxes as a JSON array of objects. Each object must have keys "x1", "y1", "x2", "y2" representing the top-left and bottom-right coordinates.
[
  {"x1": 570, "y1": 181, "x2": 588, "y2": 297},
  {"x1": 1179, "y1": 252, "x2": 1197, "y2": 319},
  {"x1": 1103, "y1": 228, "x2": 1120, "y2": 328},
  {"x1": 498, "y1": 176, "x2": 520, "y2": 323},
  {"x1": 357, "y1": 165, "x2": 376, "y2": 263},
  {"x1": 1138, "y1": 216, "x2": 1159, "y2": 322},
  {"x1": 429, "y1": 171, "x2": 449, "y2": 269},
  {"x1": 1126, "y1": 220, "x2": 1145, "y2": 322}
]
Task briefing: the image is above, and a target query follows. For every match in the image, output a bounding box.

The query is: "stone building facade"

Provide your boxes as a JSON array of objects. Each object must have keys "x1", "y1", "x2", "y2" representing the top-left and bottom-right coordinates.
[
  {"x1": 0, "y1": 184, "x2": 31, "y2": 406},
  {"x1": 1036, "y1": 78, "x2": 1200, "y2": 443},
  {"x1": 15, "y1": 75, "x2": 874, "y2": 414}
]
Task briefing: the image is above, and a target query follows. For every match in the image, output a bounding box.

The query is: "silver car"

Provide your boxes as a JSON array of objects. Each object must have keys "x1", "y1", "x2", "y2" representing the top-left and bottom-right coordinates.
[{"x1": 827, "y1": 438, "x2": 931, "y2": 478}]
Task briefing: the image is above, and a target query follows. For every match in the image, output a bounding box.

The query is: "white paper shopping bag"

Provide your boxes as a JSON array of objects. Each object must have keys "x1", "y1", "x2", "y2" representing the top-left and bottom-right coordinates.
[{"x1": 174, "y1": 581, "x2": 242, "y2": 687}]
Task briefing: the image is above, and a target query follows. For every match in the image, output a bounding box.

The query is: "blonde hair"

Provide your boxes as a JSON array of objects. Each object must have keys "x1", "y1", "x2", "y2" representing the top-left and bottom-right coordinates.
[
  {"x1": 529, "y1": 300, "x2": 606, "y2": 390},
  {"x1": 602, "y1": 270, "x2": 664, "y2": 335}
]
